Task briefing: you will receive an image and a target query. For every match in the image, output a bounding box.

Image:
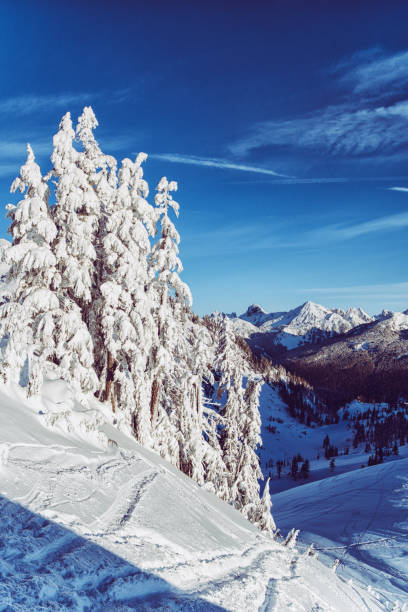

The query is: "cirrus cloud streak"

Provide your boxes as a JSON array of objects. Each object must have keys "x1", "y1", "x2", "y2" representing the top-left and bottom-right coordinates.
[{"x1": 151, "y1": 153, "x2": 289, "y2": 177}]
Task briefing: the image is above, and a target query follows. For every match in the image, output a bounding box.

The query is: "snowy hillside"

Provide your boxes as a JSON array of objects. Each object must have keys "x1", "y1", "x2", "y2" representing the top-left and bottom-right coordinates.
[
  {"x1": 273, "y1": 459, "x2": 408, "y2": 608},
  {"x1": 256, "y1": 383, "x2": 408, "y2": 608},
  {"x1": 231, "y1": 301, "x2": 374, "y2": 349},
  {"x1": 0, "y1": 382, "x2": 380, "y2": 611}
]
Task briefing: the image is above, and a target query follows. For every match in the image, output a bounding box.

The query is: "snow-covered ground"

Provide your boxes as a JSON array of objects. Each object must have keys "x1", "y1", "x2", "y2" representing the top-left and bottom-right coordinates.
[
  {"x1": 272, "y1": 460, "x2": 408, "y2": 609},
  {"x1": 0, "y1": 381, "x2": 382, "y2": 611},
  {"x1": 258, "y1": 384, "x2": 408, "y2": 609}
]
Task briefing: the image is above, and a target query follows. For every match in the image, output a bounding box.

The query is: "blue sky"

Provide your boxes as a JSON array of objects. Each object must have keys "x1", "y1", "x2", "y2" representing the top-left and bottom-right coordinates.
[{"x1": 0, "y1": 1, "x2": 407, "y2": 315}]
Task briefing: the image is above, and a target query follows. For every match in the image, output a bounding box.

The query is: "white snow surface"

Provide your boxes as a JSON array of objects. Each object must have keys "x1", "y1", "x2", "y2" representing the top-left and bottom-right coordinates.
[
  {"x1": 273, "y1": 461, "x2": 408, "y2": 609},
  {"x1": 375, "y1": 311, "x2": 408, "y2": 333},
  {"x1": 0, "y1": 381, "x2": 382, "y2": 611}
]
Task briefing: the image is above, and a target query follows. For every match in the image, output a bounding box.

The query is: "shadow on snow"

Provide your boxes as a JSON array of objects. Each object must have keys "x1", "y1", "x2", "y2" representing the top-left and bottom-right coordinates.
[{"x1": 0, "y1": 495, "x2": 226, "y2": 610}]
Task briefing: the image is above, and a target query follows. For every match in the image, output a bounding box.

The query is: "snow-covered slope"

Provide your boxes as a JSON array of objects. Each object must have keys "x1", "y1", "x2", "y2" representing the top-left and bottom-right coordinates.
[
  {"x1": 231, "y1": 302, "x2": 374, "y2": 349},
  {"x1": 256, "y1": 384, "x2": 408, "y2": 608},
  {"x1": 0, "y1": 381, "x2": 380, "y2": 611},
  {"x1": 272, "y1": 459, "x2": 408, "y2": 608}
]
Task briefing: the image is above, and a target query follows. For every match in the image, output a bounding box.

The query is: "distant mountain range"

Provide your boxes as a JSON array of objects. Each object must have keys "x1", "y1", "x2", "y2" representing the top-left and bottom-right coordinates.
[
  {"x1": 225, "y1": 301, "x2": 407, "y2": 352},
  {"x1": 221, "y1": 301, "x2": 408, "y2": 404}
]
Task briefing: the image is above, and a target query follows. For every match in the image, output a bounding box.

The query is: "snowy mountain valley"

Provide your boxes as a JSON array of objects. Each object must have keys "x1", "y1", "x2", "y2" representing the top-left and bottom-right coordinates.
[{"x1": 0, "y1": 107, "x2": 406, "y2": 610}]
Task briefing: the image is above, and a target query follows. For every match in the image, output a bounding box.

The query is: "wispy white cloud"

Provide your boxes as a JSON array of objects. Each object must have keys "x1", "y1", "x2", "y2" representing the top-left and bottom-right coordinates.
[
  {"x1": 230, "y1": 47, "x2": 408, "y2": 164},
  {"x1": 332, "y1": 46, "x2": 384, "y2": 74},
  {"x1": 0, "y1": 89, "x2": 135, "y2": 117},
  {"x1": 182, "y1": 221, "x2": 289, "y2": 257},
  {"x1": 0, "y1": 93, "x2": 97, "y2": 116},
  {"x1": 304, "y1": 282, "x2": 408, "y2": 295},
  {"x1": 0, "y1": 140, "x2": 51, "y2": 159},
  {"x1": 339, "y1": 48, "x2": 408, "y2": 97},
  {"x1": 389, "y1": 186, "x2": 408, "y2": 192},
  {"x1": 0, "y1": 163, "x2": 20, "y2": 178},
  {"x1": 230, "y1": 100, "x2": 408, "y2": 159},
  {"x1": 151, "y1": 153, "x2": 289, "y2": 177},
  {"x1": 225, "y1": 176, "x2": 408, "y2": 186},
  {"x1": 257, "y1": 177, "x2": 350, "y2": 184},
  {"x1": 312, "y1": 212, "x2": 408, "y2": 241}
]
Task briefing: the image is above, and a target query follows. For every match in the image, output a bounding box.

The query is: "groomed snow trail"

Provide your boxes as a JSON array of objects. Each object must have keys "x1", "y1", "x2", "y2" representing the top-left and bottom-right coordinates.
[{"x1": 0, "y1": 382, "x2": 382, "y2": 611}]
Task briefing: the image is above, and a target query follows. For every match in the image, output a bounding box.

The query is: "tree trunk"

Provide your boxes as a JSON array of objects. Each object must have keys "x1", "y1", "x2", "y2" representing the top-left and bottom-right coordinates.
[
  {"x1": 105, "y1": 351, "x2": 116, "y2": 412},
  {"x1": 150, "y1": 378, "x2": 159, "y2": 423}
]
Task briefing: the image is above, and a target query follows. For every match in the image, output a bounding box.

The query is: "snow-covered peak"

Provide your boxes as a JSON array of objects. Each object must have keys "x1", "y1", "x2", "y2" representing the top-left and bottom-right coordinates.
[
  {"x1": 280, "y1": 302, "x2": 347, "y2": 341},
  {"x1": 375, "y1": 309, "x2": 395, "y2": 321},
  {"x1": 376, "y1": 311, "x2": 408, "y2": 332},
  {"x1": 240, "y1": 303, "x2": 271, "y2": 326},
  {"x1": 245, "y1": 303, "x2": 267, "y2": 317},
  {"x1": 343, "y1": 306, "x2": 372, "y2": 325},
  {"x1": 289, "y1": 300, "x2": 330, "y2": 327},
  {"x1": 229, "y1": 301, "x2": 376, "y2": 350}
]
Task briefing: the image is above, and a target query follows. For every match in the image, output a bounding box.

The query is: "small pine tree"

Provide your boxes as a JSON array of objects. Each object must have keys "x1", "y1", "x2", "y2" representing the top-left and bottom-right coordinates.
[
  {"x1": 253, "y1": 477, "x2": 276, "y2": 532},
  {"x1": 291, "y1": 456, "x2": 299, "y2": 479},
  {"x1": 283, "y1": 528, "x2": 299, "y2": 549}
]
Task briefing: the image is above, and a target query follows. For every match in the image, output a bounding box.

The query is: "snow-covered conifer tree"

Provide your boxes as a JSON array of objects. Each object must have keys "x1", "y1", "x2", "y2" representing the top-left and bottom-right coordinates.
[
  {"x1": 74, "y1": 106, "x2": 118, "y2": 379},
  {"x1": 212, "y1": 317, "x2": 275, "y2": 531},
  {"x1": 98, "y1": 154, "x2": 157, "y2": 446},
  {"x1": 1, "y1": 145, "x2": 97, "y2": 396},
  {"x1": 76, "y1": 106, "x2": 117, "y2": 192},
  {"x1": 228, "y1": 378, "x2": 264, "y2": 519},
  {"x1": 214, "y1": 316, "x2": 245, "y2": 483},
  {"x1": 51, "y1": 112, "x2": 100, "y2": 312},
  {"x1": 253, "y1": 478, "x2": 276, "y2": 532},
  {"x1": 284, "y1": 528, "x2": 299, "y2": 548},
  {"x1": 148, "y1": 177, "x2": 193, "y2": 460},
  {"x1": 172, "y1": 319, "x2": 212, "y2": 484}
]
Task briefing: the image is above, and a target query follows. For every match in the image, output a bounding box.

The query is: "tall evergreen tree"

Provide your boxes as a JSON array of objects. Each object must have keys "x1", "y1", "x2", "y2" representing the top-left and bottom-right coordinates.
[
  {"x1": 99, "y1": 154, "x2": 157, "y2": 446},
  {"x1": 51, "y1": 112, "x2": 100, "y2": 313},
  {"x1": 74, "y1": 106, "x2": 118, "y2": 386},
  {"x1": 148, "y1": 177, "x2": 192, "y2": 458},
  {"x1": 253, "y1": 478, "x2": 276, "y2": 532},
  {"x1": 1, "y1": 145, "x2": 96, "y2": 396},
  {"x1": 213, "y1": 319, "x2": 274, "y2": 531}
]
